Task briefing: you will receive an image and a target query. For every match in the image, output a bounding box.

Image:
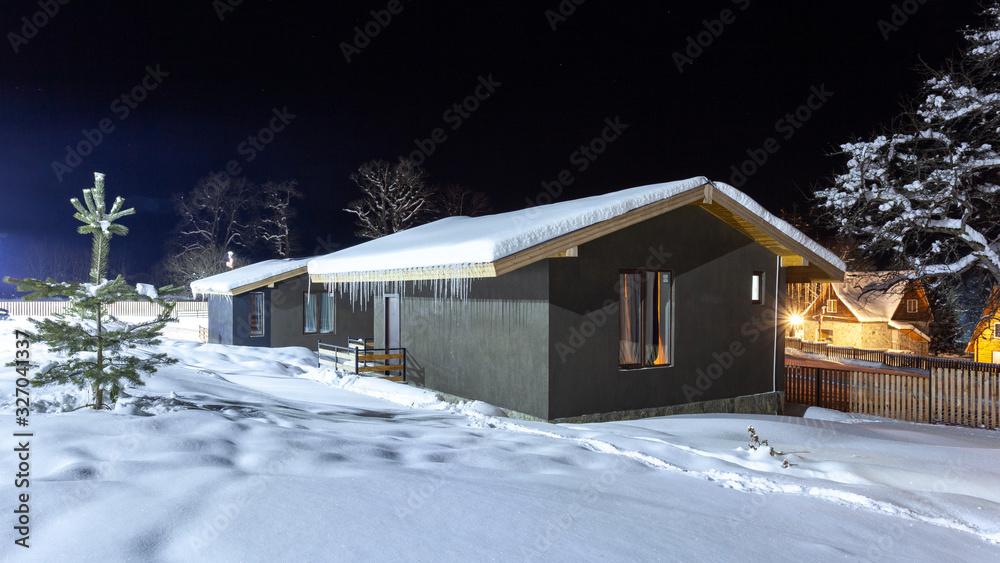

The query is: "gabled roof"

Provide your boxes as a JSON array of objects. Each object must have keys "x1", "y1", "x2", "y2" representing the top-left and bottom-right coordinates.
[
  {"x1": 829, "y1": 272, "x2": 925, "y2": 322},
  {"x1": 191, "y1": 257, "x2": 311, "y2": 296},
  {"x1": 308, "y1": 177, "x2": 846, "y2": 284}
]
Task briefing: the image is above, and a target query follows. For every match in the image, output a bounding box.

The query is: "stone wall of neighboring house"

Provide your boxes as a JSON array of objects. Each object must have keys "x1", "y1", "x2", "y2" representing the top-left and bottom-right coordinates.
[{"x1": 802, "y1": 320, "x2": 928, "y2": 355}]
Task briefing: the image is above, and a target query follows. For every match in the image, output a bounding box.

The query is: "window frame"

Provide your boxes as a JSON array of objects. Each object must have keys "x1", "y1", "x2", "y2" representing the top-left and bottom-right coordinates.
[
  {"x1": 619, "y1": 268, "x2": 672, "y2": 370},
  {"x1": 826, "y1": 299, "x2": 838, "y2": 314},
  {"x1": 249, "y1": 291, "x2": 265, "y2": 337},
  {"x1": 993, "y1": 323, "x2": 1000, "y2": 339},
  {"x1": 751, "y1": 271, "x2": 765, "y2": 305},
  {"x1": 303, "y1": 289, "x2": 336, "y2": 335},
  {"x1": 906, "y1": 298, "x2": 918, "y2": 314}
]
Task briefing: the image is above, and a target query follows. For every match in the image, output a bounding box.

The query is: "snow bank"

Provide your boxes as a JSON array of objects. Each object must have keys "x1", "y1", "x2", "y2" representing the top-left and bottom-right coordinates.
[{"x1": 2, "y1": 318, "x2": 998, "y2": 561}]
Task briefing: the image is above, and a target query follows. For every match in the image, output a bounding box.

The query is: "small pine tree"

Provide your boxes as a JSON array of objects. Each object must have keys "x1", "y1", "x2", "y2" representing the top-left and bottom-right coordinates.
[{"x1": 4, "y1": 172, "x2": 182, "y2": 409}]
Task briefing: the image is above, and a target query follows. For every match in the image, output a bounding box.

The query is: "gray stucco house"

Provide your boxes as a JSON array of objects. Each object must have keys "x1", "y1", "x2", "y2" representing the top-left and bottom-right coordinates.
[{"x1": 302, "y1": 177, "x2": 845, "y2": 421}]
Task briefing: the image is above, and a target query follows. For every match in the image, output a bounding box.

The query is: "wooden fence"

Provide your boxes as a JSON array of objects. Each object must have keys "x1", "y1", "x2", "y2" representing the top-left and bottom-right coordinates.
[
  {"x1": 0, "y1": 300, "x2": 207, "y2": 319},
  {"x1": 786, "y1": 337, "x2": 1000, "y2": 373},
  {"x1": 786, "y1": 359, "x2": 998, "y2": 429},
  {"x1": 932, "y1": 368, "x2": 999, "y2": 429}
]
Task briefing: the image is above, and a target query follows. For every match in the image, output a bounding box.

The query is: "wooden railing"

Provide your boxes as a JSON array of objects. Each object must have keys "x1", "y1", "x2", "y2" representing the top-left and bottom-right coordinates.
[
  {"x1": 318, "y1": 340, "x2": 406, "y2": 382},
  {"x1": 198, "y1": 326, "x2": 208, "y2": 343},
  {"x1": 786, "y1": 359, "x2": 998, "y2": 429}
]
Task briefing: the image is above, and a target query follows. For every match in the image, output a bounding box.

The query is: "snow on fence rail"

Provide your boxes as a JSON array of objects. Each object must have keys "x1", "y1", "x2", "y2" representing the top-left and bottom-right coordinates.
[
  {"x1": 785, "y1": 337, "x2": 1000, "y2": 373},
  {"x1": 786, "y1": 359, "x2": 998, "y2": 429},
  {"x1": 0, "y1": 300, "x2": 207, "y2": 318}
]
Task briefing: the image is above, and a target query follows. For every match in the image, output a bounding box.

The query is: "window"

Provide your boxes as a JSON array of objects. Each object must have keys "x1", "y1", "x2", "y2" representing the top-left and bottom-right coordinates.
[
  {"x1": 751, "y1": 271, "x2": 764, "y2": 304},
  {"x1": 826, "y1": 299, "x2": 837, "y2": 314},
  {"x1": 249, "y1": 292, "x2": 265, "y2": 337},
  {"x1": 993, "y1": 323, "x2": 1000, "y2": 339},
  {"x1": 906, "y1": 299, "x2": 918, "y2": 314},
  {"x1": 304, "y1": 291, "x2": 335, "y2": 334},
  {"x1": 820, "y1": 328, "x2": 834, "y2": 342},
  {"x1": 619, "y1": 270, "x2": 671, "y2": 369}
]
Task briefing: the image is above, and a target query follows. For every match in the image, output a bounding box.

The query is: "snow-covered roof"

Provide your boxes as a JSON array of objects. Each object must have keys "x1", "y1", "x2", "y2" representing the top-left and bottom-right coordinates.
[
  {"x1": 887, "y1": 320, "x2": 930, "y2": 343},
  {"x1": 308, "y1": 177, "x2": 846, "y2": 284},
  {"x1": 830, "y1": 272, "x2": 918, "y2": 322},
  {"x1": 191, "y1": 257, "x2": 312, "y2": 296}
]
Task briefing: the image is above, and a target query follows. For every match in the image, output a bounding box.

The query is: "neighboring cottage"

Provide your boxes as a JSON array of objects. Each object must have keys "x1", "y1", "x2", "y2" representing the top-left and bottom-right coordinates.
[
  {"x1": 965, "y1": 288, "x2": 1000, "y2": 363},
  {"x1": 301, "y1": 177, "x2": 844, "y2": 421},
  {"x1": 800, "y1": 272, "x2": 932, "y2": 354},
  {"x1": 190, "y1": 257, "x2": 373, "y2": 349}
]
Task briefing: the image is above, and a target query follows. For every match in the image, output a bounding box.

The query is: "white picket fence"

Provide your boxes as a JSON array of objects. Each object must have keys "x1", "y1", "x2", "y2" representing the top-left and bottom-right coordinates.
[{"x1": 0, "y1": 300, "x2": 207, "y2": 319}]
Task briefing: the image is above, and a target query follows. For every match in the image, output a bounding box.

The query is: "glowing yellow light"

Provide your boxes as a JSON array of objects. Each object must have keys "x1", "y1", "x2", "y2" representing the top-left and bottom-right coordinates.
[{"x1": 789, "y1": 313, "x2": 804, "y2": 326}]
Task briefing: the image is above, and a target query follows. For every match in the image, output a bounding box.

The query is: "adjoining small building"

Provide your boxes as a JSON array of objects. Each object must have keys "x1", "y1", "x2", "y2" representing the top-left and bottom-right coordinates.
[
  {"x1": 800, "y1": 272, "x2": 933, "y2": 354},
  {"x1": 190, "y1": 258, "x2": 373, "y2": 349},
  {"x1": 965, "y1": 287, "x2": 1000, "y2": 363},
  {"x1": 306, "y1": 177, "x2": 845, "y2": 421}
]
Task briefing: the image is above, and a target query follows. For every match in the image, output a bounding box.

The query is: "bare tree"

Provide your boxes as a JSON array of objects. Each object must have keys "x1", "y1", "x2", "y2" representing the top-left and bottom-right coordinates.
[
  {"x1": 257, "y1": 179, "x2": 304, "y2": 257},
  {"x1": 15, "y1": 240, "x2": 90, "y2": 282},
  {"x1": 158, "y1": 243, "x2": 249, "y2": 296},
  {"x1": 344, "y1": 160, "x2": 436, "y2": 239},
  {"x1": 172, "y1": 173, "x2": 259, "y2": 256},
  {"x1": 436, "y1": 184, "x2": 492, "y2": 218}
]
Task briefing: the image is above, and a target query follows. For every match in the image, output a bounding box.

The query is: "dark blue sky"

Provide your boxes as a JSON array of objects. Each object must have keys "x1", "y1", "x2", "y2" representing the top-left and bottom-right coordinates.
[{"x1": 0, "y1": 0, "x2": 988, "y2": 287}]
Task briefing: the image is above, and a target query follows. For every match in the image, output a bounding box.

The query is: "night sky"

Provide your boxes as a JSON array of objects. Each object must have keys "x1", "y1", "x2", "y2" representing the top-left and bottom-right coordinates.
[{"x1": 0, "y1": 0, "x2": 988, "y2": 287}]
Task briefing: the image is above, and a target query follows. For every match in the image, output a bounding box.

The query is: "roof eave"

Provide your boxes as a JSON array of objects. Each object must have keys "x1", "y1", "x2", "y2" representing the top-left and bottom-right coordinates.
[{"x1": 192, "y1": 266, "x2": 309, "y2": 296}]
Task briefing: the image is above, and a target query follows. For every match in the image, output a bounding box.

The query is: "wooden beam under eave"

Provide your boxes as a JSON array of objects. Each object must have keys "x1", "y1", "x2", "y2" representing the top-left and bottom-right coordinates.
[
  {"x1": 781, "y1": 256, "x2": 808, "y2": 267},
  {"x1": 702, "y1": 189, "x2": 844, "y2": 282},
  {"x1": 785, "y1": 265, "x2": 843, "y2": 283},
  {"x1": 548, "y1": 246, "x2": 578, "y2": 258},
  {"x1": 229, "y1": 267, "x2": 309, "y2": 296}
]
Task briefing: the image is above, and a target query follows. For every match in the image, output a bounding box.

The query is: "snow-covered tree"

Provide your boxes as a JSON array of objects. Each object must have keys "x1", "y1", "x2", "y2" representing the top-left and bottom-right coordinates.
[
  {"x1": 4, "y1": 172, "x2": 181, "y2": 409},
  {"x1": 345, "y1": 160, "x2": 436, "y2": 239},
  {"x1": 816, "y1": 4, "x2": 1000, "y2": 296}
]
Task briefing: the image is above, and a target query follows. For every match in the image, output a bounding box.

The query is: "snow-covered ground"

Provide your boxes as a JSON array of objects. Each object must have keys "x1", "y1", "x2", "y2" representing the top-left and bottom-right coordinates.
[{"x1": 1, "y1": 318, "x2": 999, "y2": 562}]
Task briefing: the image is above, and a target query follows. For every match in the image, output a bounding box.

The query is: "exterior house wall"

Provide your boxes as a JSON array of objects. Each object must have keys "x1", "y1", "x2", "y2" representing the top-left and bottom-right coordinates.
[
  {"x1": 269, "y1": 275, "x2": 374, "y2": 349},
  {"x1": 207, "y1": 295, "x2": 234, "y2": 345},
  {"x1": 969, "y1": 317, "x2": 1000, "y2": 363},
  {"x1": 207, "y1": 275, "x2": 374, "y2": 350},
  {"x1": 546, "y1": 206, "x2": 783, "y2": 420},
  {"x1": 208, "y1": 290, "x2": 272, "y2": 347},
  {"x1": 802, "y1": 320, "x2": 929, "y2": 354},
  {"x1": 375, "y1": 261, "x2": 550, "y2": 419}
]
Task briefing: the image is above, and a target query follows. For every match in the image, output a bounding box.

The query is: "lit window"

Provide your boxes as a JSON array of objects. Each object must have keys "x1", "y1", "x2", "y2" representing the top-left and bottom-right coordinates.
[
  {"x1": 619, "y1": 270, "x2": 671, "y2": 369},
  {"x1": 994, "y1": 323, "x2": 1000, "y2": 339},
  {"x1": 304, "y1": 292, "x2": 336, "y2": 334},
  {"x1": 826, "y1": 299, "x2": 837, "y2": 314},
  {"x1": 249, "y1": 292, "x2": 265, "y2": 337},
  {"x1": 906, "y1": 299, "x2": 918, "y2": 313},
  {"x1": 751, "y1": 271, "x2": 764, "y2": 304}
]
